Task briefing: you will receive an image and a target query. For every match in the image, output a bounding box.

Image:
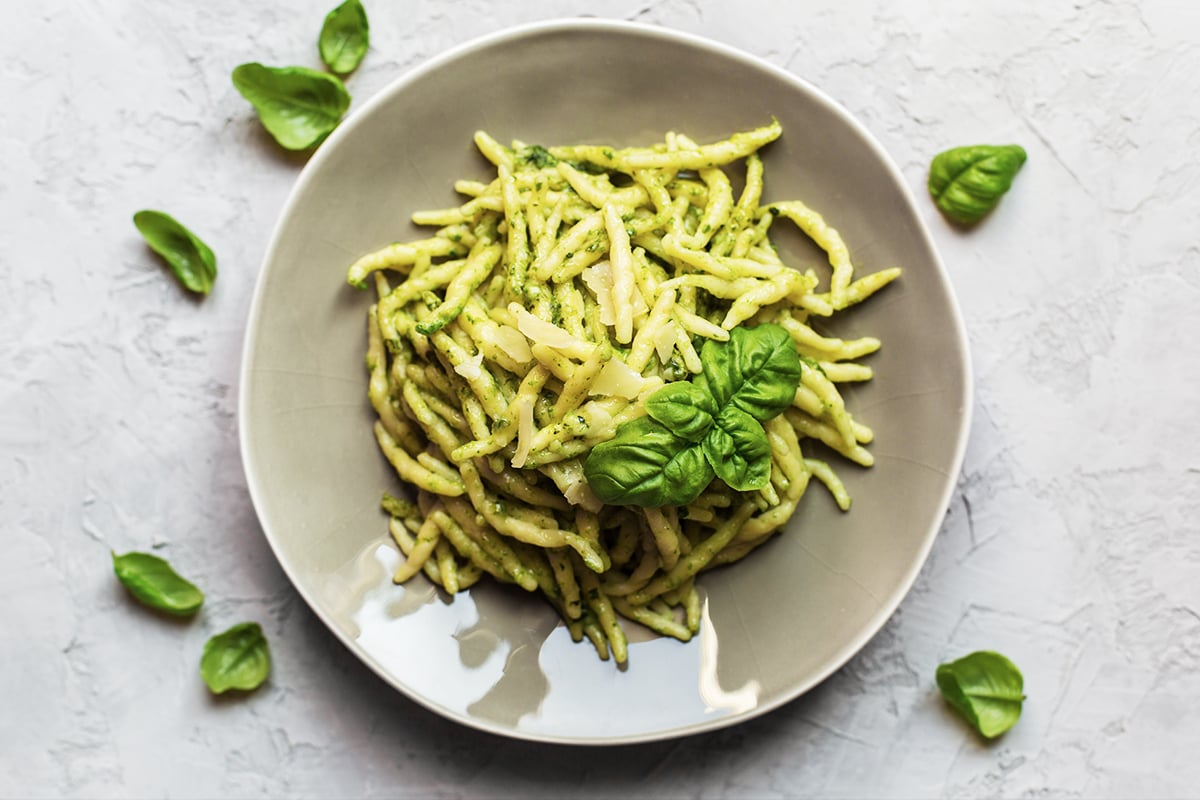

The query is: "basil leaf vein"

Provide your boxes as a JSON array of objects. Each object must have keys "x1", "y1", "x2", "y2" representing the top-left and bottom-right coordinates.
[
  {"x1": 319, "y1": 0, "x2": 370, "y2": 75},
  {"x1": 703, "y1": 405, "x2": 772, "y2": 492},
  {"x1": 936, "y1": 650, "x2": 1025, "y2": 738},
  {"x1": 112, "y1": 551, "x2": 205, "y2": 616},
  {"x1": 928, "y1": 144, "x2": 1027, "y2": 225},
  {"x1": 132, "y1": 210, "x2": 217, "y2": 295},
  {"x1": 232, "y1": 63, "x2": 351, "y2": 151},
  {"x1": 200, "y1": 622, "x2": 272, "y2": 694}
]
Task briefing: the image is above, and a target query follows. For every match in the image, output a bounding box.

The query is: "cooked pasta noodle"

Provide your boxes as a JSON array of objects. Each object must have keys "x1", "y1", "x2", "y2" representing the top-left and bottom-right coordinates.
[{"x1": 347, "y1": 122, "x2": 899, "y2": 663}]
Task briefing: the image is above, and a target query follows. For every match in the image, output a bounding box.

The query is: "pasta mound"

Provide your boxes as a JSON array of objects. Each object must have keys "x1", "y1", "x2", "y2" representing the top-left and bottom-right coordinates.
[{"x1": 347, "y1": 122, "x2": 899, "y2": 663}]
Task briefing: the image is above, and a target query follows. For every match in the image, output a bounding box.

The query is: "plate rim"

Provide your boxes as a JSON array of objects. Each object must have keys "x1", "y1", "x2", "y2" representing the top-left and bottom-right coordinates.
[{"x1": 238, "y1": 16, "x2": 974, "y2": 746}]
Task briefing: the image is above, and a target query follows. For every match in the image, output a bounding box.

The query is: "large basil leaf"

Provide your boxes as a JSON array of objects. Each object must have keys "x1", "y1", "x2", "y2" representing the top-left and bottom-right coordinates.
[
  {"x1": 928, "y1": 144, "x2": 1027, "y2": 225},
  {"x1": 936, "y1": 650, "x2": 1025, "y2": 738},
  {"x1": 583, "y1": 416, "x2": 712, "y2": 507},
  {"x1": 699, "y1": 323, "x2": 802, "y2": 422},
  {"x1": 232, "y1": 63, "x2": 351, "y2": 151},
  {"x1": 644, "y1": 381, "x2": 716, "y2": 443},
  {"x1": 132, "y1": 210, "x2": 217, "y2": 295},
  {"x1": 200, "y1": 622, "x2": 272, "y2": 694},
  {"x1": 319, "y1": 0, "x2": 370, "y2": 75},
  {"x1": 702, "y1": 405, "x2": 772, "y2": 491},
  {"x1": 111, "y1": 551, "x2": 204, "y2": 616}
]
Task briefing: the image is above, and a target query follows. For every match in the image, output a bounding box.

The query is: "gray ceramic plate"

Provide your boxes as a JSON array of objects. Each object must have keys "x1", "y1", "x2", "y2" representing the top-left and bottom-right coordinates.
[{"x1": 239, "y1": 19, "x2": 971, "y2": 745}]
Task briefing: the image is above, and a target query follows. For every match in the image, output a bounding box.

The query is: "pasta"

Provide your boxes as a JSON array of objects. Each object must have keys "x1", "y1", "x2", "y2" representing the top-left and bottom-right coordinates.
[{"x1": 347, "y1": 121, "x2": 899, "y2": 663}]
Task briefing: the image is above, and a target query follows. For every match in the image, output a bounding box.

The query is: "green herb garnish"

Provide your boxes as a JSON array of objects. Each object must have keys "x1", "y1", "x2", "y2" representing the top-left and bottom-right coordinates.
[
  {"x1": 936, "y1": 650, "x2": 1025, "y2": 738},
  {"x1": 132, "y1": 210, "x2": 217, "y2": 295},
  {"x1": 318, "y1": 0, "x2": 370, "y2": 75},
  {"x1": 928, "y1": 144, "x2": 1027, "y2": 225},
  {"x1": 231, "y1": 63, "x2": 351, "y2": 151},
  {"x1": 515, "y1": 144, "x2": 558, "y2": 169},
  {"x1": 200, "y1": 622, "x2": 272, "y2": 694},
  {"x1": 111, "y1": 551, "x2": 205, "y2": 616},
  {"x1": 584, "y1": 324, "x2": 802, "y2": 507}
]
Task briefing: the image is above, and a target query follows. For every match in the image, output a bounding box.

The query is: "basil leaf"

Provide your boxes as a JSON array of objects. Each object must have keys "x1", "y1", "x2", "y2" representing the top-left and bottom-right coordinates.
[
  {"x1": 661, "y1": 443, "x2": 715, "y2": 506},
  {"x1": 936, "y1": 650, "x2": 1025, "y2": 738},
  {"x1": 132, "y1": 210, "x2": 217, "y2": 295},
  {"x1": 319, "y1": 0, "x2": 369, "y2": 75},
  {"x1": 583, "y1": 417, "x2": 712, "y2": 507},
  {"x1": 644, "y1": 381, "x2": 717, "y2": 443},
  {"x1": 112, "y1": 551, "x2": 205, "y2": 616},
  {"x1": 928, "y1": 144, "x2": 1027, "y2": 225},
  {"x1": 231, "y1": 63, "x2": 351, "y2": 151},
  {"x1": 699, "y1": 323, "x2": 802, "y2": 422},
  {"x1": 200, "y1": 622, "x2": 272, "y2": 694},
  {"x1": 702, "y1": 405, "x2": 772, "y2": 492}
]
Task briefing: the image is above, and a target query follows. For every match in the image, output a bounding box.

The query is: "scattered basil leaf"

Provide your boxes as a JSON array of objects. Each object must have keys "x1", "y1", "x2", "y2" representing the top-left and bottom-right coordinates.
[
  {"x1": 584, "y1": 417, "x2": 713, "y2": 508},
  {"x1": 702, "y1": 405, "x2": 773, "y2": 492},
  {"x1": 698, "y1": 324, "x2": 803, "y2": 422},
  {"x1": 112, "y1": 551, "x2": 205, "y2": 616},
  {"x1": 231, "y1": 63, "x2": 351, "y2": 151},
  {"x1": 936, "y1": 650, "x2": 1025, "y2": 738},
  {"x1": 318, "y1": 0, "x2": 370, "y2": 75},
  {"x1": 200, "y1": 622, "x2": 272, "y2": 694},
  {"x1": 132, "y1": 210, "x2": 217, "y2": 295},
  {"x1": 928, "y1": 144, "x2": 1027, "y2": 225},
  {"x1": 644, "y1": 381, "x2": 717, "y2": 443}
]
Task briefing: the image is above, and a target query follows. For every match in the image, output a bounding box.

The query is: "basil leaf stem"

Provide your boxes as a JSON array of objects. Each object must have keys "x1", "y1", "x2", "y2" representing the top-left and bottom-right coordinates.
[
  {"x1": 319, "y1": 0, "x2": 370, "y2": 75},
  {"x1": 232, "y1": 63, "x2": 351, "y2": 151},
  {"x1": 928, "y1": 144, "x2": 1027, "y2": 225},
  {"x1": 200, "y1": 622, "x2": 272, "y2": 694},
  {"x1": 936, "y1": 650, "x2": 1025, "y2": 738},
  {"x1": 112, "y1": 551, "x2": 205, "y2": 616},
  {"x1": 132, "y1": 210, "x2": 217, "y2": 295}
]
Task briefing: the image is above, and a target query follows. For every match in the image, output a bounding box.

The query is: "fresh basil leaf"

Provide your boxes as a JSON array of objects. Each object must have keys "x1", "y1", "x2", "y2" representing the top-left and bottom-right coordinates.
[
  {"x1": 132, "y1": 210, "x2": 217, "y2": 295},
  {"x1": 231, "y1": 63, "x2": 351, "y2": 151},
  {"x1": 702, "y1": 405, "x2": 772, "y2": 492},
  {"x1": 583, "y1": 417, "x2": 712, "y2": 507},
  {"x1": 644, "y1": 381, "x2": 717, "y2": 443},
  {"x1": 928, "y1": 144, "x2": 1027, "y2": 225},
  {"x1": 112, "y1": 551, "x2": 205, "y2": 616},
  {"x1": 200, "y1": 622, "x2": 271, "y2": 694},
  {"x1": 319, "y1": 0, "x2": 369, "y2": 75},
  {"x1": 936, "y1": 650, "x2": 1025, "y2": 738},
  {"x1": 699, "y1": 323, "x2": 802, "y2": 422}
]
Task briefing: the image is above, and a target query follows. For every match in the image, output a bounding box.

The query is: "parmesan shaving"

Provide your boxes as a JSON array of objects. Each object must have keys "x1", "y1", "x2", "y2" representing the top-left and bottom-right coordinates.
[
  {"x1": 582, "y1": 261, "x2": 617, "y2": 326},
  {"x1": 510, "y1": 397, "x2": 534, "y2": 469},
  {"x1": 509, "y1": 302, "x2": 590, "y2": 353},
  {"x1": 493, "y1": 324, "x2": 533, "y2": 363},
  {"x1": 453, "y1": 349, "x2": 484, "y2": 381},
  {"x1": 589, "y1": 358, "x2": 645, "y2": 399},
  {"x1": 653, "y1": 319, "x2": 678, "y2": 366}
]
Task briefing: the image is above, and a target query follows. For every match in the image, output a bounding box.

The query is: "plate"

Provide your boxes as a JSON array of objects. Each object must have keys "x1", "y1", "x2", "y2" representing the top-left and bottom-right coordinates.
[{"x1": 239, "y1": 18, "x2": 971, "y2": 744}]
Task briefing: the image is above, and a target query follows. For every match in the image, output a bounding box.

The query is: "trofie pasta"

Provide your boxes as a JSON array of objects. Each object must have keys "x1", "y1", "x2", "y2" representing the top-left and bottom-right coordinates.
[{"x1": 346, "y1": 121, "x2": 900, "y2": 663}]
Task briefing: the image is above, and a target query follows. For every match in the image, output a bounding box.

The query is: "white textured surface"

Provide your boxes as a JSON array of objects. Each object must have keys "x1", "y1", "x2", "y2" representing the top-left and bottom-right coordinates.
[{"x1": 3, "y1": 1, "x2": 1199, "y2": 797}]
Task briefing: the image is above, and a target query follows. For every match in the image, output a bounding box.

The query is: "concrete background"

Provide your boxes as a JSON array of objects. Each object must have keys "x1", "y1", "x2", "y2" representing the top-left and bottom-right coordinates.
[{"x1": 3, "y1": 0, "x2": 1198, "y2": 796}]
